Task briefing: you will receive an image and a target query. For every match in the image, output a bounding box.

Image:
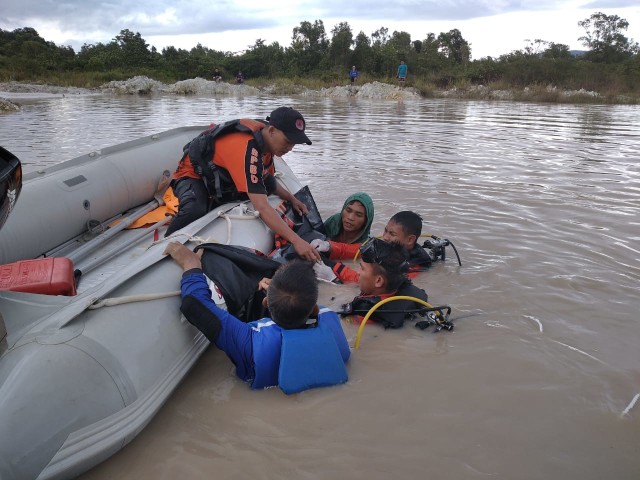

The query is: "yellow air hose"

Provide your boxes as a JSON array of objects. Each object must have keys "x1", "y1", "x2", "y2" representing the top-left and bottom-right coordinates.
[{"x1": 353, "y1": 295, "x2": 443, "y2": 349}]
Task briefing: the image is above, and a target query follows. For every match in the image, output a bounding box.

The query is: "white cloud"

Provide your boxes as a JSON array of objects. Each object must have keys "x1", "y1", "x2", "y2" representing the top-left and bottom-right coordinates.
[{"x1": 1, "y1": 1, "x2": 639, "y2": 58}]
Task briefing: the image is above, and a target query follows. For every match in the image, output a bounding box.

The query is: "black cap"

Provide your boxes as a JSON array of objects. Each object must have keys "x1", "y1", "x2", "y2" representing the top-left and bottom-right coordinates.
[{"x1": 267, "y1": 107, "x2": 312, "y2": 145}]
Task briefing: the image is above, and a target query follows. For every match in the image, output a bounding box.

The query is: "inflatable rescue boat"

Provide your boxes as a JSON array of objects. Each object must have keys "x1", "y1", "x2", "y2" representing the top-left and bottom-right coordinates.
[{"x1": 0, "y1": 126, "x2": 304, "y2": 479}]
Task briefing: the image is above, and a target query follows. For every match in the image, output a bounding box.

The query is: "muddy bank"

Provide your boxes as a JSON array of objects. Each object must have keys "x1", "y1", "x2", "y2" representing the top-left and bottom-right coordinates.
[
  {"x1": 0, "y1": 76, "x2": 422, "y2": 103},
  {"x1": 2, "y1": 76, "x2": 633, "y2": 108},
  {"x1": 99, "y1": 76, "x2": 421, "y2": 100}
]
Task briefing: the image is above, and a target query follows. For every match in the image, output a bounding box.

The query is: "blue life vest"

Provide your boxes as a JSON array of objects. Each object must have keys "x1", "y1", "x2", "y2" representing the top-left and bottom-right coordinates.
[{"x1": 249, "y1": 308, "x2": 350, "y2": 394}]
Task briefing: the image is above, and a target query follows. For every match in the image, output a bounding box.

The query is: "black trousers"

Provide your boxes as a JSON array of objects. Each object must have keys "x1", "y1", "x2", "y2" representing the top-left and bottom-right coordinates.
[{"x1": 165, "y1": 177, "x2": 209, "y2": 236}]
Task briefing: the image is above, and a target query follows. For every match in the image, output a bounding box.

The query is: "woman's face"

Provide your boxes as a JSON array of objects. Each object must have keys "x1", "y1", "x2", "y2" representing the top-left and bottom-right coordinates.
[{"x1": 341, "y1": 200, "x2": 367, "y2": 234}]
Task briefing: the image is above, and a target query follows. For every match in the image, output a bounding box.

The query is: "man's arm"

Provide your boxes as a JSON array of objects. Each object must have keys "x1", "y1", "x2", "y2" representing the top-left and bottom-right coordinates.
[
  {"x1": 248, "y1": 192, "x2": 320, "y2": 262},
  {"x1": 164, "y1": 242, "x2": 256, "y2": 381},
  {"x1": 321, "y1": 258, "x2": 360, "y2": 284},
  {"x1": 328, "y1": 241, "x2": 361, "y2": 260}
]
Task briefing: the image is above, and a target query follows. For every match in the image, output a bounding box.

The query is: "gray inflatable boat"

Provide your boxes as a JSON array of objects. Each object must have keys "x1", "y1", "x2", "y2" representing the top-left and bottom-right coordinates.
[{"x1": 0, "y1": 126, "x2": 304, "y2": 479}]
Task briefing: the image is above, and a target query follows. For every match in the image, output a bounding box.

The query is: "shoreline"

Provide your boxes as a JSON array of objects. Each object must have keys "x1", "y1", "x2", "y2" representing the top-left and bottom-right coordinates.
[{"x1": 1, "y1": 76, "x2": 636, "y2": 109}]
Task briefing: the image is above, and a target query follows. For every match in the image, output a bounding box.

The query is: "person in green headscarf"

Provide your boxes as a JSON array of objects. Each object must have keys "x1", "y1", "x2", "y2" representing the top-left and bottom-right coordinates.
[{"x1": 314, "y1": 193, "x2": 374, "y2": 260}]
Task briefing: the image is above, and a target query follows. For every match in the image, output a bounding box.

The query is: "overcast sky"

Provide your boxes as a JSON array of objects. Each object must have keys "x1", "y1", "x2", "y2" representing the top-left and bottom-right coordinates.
[{"x1": 1, "y1": 1, "x2": 639, "y2": 59}]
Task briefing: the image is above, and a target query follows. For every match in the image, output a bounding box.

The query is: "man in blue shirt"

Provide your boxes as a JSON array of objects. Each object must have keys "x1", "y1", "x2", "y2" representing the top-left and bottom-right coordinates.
[
  {"x1": 349, "y1": 66, "x2": 359, "y2": 85},
  {"x1": 396, "y1": 61, "x2": 408, "y2": 85},
  {"x1": 164, "y1": 242, "x2": 350, "y2": 393}
]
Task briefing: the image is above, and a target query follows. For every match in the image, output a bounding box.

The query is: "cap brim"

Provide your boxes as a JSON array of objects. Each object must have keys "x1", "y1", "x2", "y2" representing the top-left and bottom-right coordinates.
[{"x1": 286, "y1": 130, "x2": 312, "y2": 145}]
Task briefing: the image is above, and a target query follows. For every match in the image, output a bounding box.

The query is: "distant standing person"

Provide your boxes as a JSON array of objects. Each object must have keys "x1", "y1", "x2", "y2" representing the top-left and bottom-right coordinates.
[
  {"x1": 349, "y1": 66, "x2": 359, "y2": 85},
  {"x1": 213, "y1": 68, "x2": 222, "y2": 82},
  {"x1": 236, "y1": 71, "x2": 245, "y2": 84},
  {"x1": 396, "y1": 61, "x2": 408, "y2": 85}
]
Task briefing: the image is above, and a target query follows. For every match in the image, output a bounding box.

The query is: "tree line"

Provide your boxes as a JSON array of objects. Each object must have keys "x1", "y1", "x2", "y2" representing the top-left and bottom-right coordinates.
[{"x1": 1, "y1": 12, "x2": 638, "y2": 95}]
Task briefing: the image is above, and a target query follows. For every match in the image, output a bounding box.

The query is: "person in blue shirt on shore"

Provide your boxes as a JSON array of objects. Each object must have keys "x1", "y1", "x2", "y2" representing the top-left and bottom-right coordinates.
[
  {"x1": 396, "y1": 61, "x2": 408, "y2": 85},
  {"x1": 164, "y1": 241, "x2": 350, "y2": 394},
  {"x1": 349, "y1": 66, "x2": 359, "y2": 85}
]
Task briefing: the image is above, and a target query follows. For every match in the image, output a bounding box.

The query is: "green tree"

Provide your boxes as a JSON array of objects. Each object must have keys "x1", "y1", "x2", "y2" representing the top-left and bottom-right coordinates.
[
  {"x1": 289, "y1": 20, "x2": 329, "y2": 74},
  {"x1": 388, "y1": 31, "x2": 412, "y2": 57},
  {"x1": 437, "y1": 29, "x2": 471, "y2": 64},
  {"x1": 329, "y1": 22, "x2": 354, "y2": 70},
  {"x1": 578, "y1": 12, "x2": 639, "y2": 62},
  {"x1": 159, "y1": 45, "x2": 191, "y2": 78},
  {"x1": 414, "y1": 33, "x2": 444, "y2": 79},
  {"x1": 78, "y1": 42, "x2": 121, "y2": 71},
  {"x1": 352, "y1": 31, "x2": 373, "y2": 73},
  {"x1": 370, "y1": 27, "x2": 394, "y2": 76},
  {"x1": 542, "y1": 42, "x2": 572, "y2": 60},
  {"x1": 114, "y1": 29, "x2": 152, "y2": 68},
  {"x1": 238, "y1": 39, "x2": 286, "y2": 78}
]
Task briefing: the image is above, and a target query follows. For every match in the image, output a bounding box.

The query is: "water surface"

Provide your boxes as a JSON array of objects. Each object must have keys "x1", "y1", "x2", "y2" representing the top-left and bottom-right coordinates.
[{"x1": 1, "y1": 92, "x2": 639, "y2": 479}]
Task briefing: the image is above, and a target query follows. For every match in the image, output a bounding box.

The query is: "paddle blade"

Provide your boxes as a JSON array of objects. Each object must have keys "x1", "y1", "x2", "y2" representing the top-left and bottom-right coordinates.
[{"x1": 0, "y1": 146, "x2": 22, "y2": 231}]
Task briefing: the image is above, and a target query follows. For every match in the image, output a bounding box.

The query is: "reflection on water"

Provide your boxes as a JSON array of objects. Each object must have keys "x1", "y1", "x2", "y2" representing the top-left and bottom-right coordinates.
[{"x1": 1, "y1": 94, "x2": 639, "y2": 479}]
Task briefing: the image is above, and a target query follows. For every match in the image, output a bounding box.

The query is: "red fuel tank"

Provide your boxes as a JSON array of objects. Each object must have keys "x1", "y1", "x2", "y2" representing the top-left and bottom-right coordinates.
[{"x1": 0, "y1": 257, "x2": 77, "y2": 296}]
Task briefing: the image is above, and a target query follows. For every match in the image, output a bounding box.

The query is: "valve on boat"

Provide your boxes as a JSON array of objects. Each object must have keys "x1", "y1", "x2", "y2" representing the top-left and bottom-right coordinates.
[{"x1": 0, "y1": 146, "x2": 22, "y2": 232}]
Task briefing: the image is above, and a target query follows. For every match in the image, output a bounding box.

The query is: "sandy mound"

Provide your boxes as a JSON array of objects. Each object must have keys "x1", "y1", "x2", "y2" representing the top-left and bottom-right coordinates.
[
  {"x1": 1, "y1": 76, "x2": 421, "y2": 101},
  {"x1": 99, "y1": 76, "x2": 419, "y2": 99},
  {"x1": 100, "y1": 76, "x2": 168, "y2": 94},
  {"x1": 169, "y1": 77, "x2": 259, "y2": 95},
  {"x1": 307, "y1": 81, "x2": 421, "y2": 100},
  {"x1": 99, "y1": 76, "x2": 259, "y2": 95},
  {"x1": 0, "y1": 97, "x2": 20, "y2": 112}
]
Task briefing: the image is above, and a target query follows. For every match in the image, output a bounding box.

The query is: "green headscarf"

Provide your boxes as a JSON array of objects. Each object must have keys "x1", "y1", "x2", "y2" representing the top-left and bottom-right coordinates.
[{"x1": 323, "y1": 192, "x2": 374, "y2": 244}]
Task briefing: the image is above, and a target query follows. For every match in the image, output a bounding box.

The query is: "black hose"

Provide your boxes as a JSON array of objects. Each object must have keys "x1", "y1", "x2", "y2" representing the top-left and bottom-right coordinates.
[{"x1": 446, "y1": 240, "x2": 462, "y2": 266}]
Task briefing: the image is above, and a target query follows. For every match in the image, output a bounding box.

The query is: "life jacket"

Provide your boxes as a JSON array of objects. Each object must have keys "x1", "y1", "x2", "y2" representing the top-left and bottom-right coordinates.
[
  {"x1": 183, "y1": 118, "x2": 267, "y2": 202},
  {"x1": 341, "y1": 279, "x2": 430, "y2": 329},
  {"x1": 196, "y1": 243, "x2": 281, "y2": 323},
  {"x1": 249, "y1": 308, "x2": 350, "y2": 394}
]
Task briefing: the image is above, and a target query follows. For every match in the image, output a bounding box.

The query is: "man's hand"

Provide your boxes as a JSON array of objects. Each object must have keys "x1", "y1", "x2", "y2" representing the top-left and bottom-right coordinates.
[
  {"x1": 310, "y1": 239, "x2": 331, "y2": 253},
  {"x1": 163, "y1": 241, "x2": 203, "y2": 271},
  {"x1": 290, "y1": 197, "x2": 309, "y2": 216},
  {"x1": 247, "y1": 192, "x2": 319, "y2": 262},
  {"x1": 258, "y1": 277, "x2": 271, "y2": 291},
  {"x1": 292, "y1": 238, "x2": 322, "y2": 262}
]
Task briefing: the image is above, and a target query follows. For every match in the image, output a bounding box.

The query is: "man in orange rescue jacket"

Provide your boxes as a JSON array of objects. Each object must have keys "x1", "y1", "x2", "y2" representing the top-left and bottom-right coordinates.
[{"x1": 166, "y1": 107, "x2": 321, "y2": 263}]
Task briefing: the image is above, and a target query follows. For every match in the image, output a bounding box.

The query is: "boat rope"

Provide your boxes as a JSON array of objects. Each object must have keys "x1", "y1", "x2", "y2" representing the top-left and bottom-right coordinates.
[
  {"x1": 353, "y1": 296, "x2": 451, "y2": 349},
  {"x1": 88, "y1": 290, "x2": 181, "y2": 309},
  {"x1": 153, "y1": 204, "x2": 261, "y2": 247},
  {"x1": 91, "y1": 207, "x2": 263, "y2": 309},
  {"x1": 217, "y1": 208, "x2": 260, "y2": 244}
]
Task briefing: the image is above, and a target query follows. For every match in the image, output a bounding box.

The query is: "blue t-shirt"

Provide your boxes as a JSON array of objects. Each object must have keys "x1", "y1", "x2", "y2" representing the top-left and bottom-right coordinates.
[{"x1": 397, "y1": 64, "x2": 408, "y2": 78}]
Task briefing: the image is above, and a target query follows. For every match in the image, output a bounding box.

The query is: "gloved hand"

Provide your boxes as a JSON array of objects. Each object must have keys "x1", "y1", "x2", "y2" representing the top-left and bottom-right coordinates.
[
  {"x1": 310, "y1": 238, "x2": 331, "y2": 253},
  {"x1": 313, "y1": 261, "x2": 338, "y2": 283}
]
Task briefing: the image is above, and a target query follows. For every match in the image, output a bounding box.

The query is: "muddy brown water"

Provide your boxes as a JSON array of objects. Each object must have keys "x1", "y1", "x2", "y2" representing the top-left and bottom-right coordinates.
[{"x1": 1, "y1": 94, "x2": 639, "y2": 479}]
